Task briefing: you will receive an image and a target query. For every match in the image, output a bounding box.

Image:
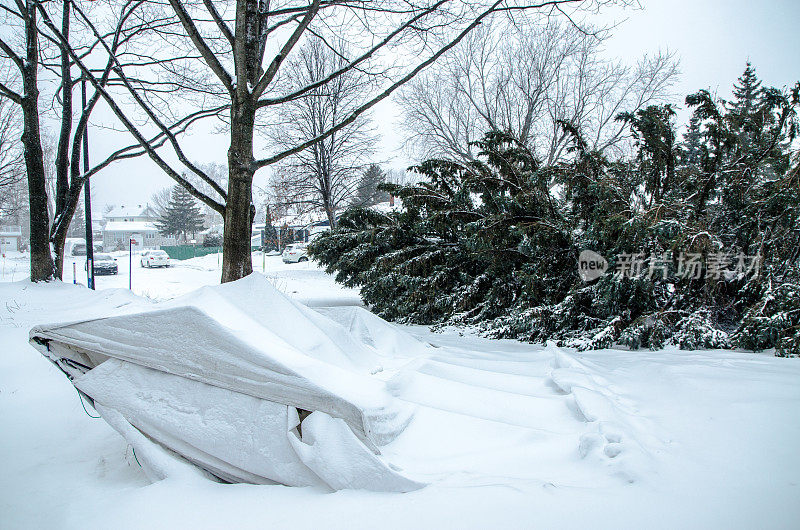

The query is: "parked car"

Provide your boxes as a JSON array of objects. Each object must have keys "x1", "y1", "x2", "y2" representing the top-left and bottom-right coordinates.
[
  {"x1": 84, "y1": 253, "x2": 118, "y2": 275},
  {"x1": 71, "y1": 242, "x2": 103, "y2": 256},
  {"x1": 282, "y1": 243, "x2": 309, "y2": 263},
  {"x1": 140, "y1": 249, "x2": 170, "y2": 268}
]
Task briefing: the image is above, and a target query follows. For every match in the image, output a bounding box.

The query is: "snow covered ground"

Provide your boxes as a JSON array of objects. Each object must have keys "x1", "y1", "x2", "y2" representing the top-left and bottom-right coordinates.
[
  {"x1": 0, "y1": 250, "x2": 362, "y2": 305},
  {"x1": 1, "y1": 253, "x2": 799, "y2": 529}
]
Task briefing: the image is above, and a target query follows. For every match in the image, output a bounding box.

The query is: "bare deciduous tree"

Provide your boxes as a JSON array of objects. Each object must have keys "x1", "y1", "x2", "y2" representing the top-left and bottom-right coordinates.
[
  {"x1": 30, "y1": 0, "x2": 620, "y2": 283},
  {"x1": 0, "y1": 96, "x2": 23, "y2": 194},
  {"x1": 149, "y1": 187, "x2": 172, "y2": 220},
  {"x1": 398, "y1": 18, "x2": 678, "y2": 164},
  {"x1": 1, "y1": 0, "x2": 55, "y2": 279},
  {"x1": 1, "y1": 0, "x2": 212, "y2": 280},
  {"x1": 268, "y1": 38, "x2": 376, "y2": 228}
]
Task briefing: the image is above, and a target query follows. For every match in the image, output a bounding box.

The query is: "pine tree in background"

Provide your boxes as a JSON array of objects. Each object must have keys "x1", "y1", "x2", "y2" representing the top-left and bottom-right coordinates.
[
  {"x1": 681, "y1": 115, "x2": 704, "y2": 167},
  {"x1": 723, "y1": 62, "x2": 790, "y2": 176},
  {"x1": 726, "y1": 62, "x2": 764, "y2": 152},
  {"x1": 353, "y1": 164, "x2": 390, "y2": 208},
  {"x1": 156, "y1": 185, "x2": 206, "y2": 243}
]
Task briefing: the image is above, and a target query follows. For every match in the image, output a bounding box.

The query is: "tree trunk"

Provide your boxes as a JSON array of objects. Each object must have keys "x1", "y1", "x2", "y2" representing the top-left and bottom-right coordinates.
[
  {"x1": 22, "y1": 107, "x2": 54, "y2": 281},
  {"x1": 54, "y1": 0, "x2": 72, "y2": 220},
  {"x1": 22, "y1": 92, "x2": 54, "y2": 281},
  {"x1": 52, "y1": 0, "x2": 72, "y2": 280},
  {"x1": 21, "y1": 4, "x2": 54, "y2": 282},
  {"x1": 51, "y1": 187, "x2": 82, "y2": 279},
  {"x1": 320, "y1": 167, "x2": 337, "y2": 229},
  {"x1": 221, "y1": 99, "x2": 255, "y2": 283},
  {"x1": 324, "y1": 202, "x2": 337, "y2": 230},
  {"x1": 52, "y1": 226, "x2": 68, "y2": 280}
]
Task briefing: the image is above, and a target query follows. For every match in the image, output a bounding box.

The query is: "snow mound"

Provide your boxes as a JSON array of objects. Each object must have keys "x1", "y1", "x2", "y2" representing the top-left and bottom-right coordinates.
[
  {"x1": 29, "y1": 274, "x2": 422, "y2": 491},
  {"x1": 546, "y1": 344, "x2": 656, "y2": 482},
  {"x1": 314, "y1": 305, "x2": 433, "y2": 361},
  {"x1": 166, "y1": 275, "x2": 385, "y2": 373}
]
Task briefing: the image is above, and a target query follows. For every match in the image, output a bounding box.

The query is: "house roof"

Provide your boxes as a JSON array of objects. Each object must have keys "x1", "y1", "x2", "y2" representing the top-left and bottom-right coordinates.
[
  {"x1": 104, "y1": 221, "x2": 158, "y2": 233},
  {"x1": 273, "y1": 210, "x2": 329, "y2": 228},
  {"x1": 370, "y1": 198, "x2": 403, "y2": 214},
  {"x1": 104, "y1": 204, "x2": 156, "y2": 219}
]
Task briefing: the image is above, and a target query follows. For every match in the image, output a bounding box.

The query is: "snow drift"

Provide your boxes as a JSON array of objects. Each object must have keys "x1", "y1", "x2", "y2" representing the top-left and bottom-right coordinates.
[{"x1": 28, "y1": 274, "x2": 424, "y2": 492}]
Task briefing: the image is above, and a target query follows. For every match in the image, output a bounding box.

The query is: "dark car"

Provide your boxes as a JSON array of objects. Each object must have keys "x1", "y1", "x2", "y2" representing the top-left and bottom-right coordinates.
[
  {"x1": 84, "y1": 253, "x2": 118, "y2": 275},
  {"x1": 72, "y1": 242, "x2": 104, "y2": 256}
]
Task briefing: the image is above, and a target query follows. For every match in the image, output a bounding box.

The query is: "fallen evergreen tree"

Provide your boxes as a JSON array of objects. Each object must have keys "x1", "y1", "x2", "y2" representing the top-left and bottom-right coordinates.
[{"x1": 310, "y1": 67, "x2": 800, "y2": 356}]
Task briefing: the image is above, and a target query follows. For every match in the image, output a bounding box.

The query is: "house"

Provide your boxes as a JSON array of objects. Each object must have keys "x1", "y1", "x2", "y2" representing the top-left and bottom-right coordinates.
[
  {"x1": 263, "y1": 201, "x2": 402, "y2": 250},
  {"x1": 266, "y1": 211, "x2": 331, "y2": 250},
  {"x1": 91, "y1": 219, "x2": 104, "y2": 241},
  {"x1": 102, "y1": 204, "x2": 177, "y2": 250},
  {"x1": 0, "y1": 225, "x2": 22, "y2": 252}
]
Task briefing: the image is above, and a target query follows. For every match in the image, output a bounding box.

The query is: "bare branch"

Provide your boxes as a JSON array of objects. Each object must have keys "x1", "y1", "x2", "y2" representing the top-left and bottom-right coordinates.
[
  {"x1": 256, "y1": 0, "x2": 451, "y2": 108},
  {"x1": 0, "y1": 80, "x2": 22, "y2": 104},
  {"x1": 253, "y1": 0, "x2": 322, "y2": 98},
  {"x1": 67, "y1": 0, "x2": 228, "y2": 202},
  {"x1": 202, "y1": 0, "x2": 235, "y2": 47},
  {"x1": 256, "y1": 0, "x2": 534, "y2": 169},
  {"x1": 167, "y1": 0, "x2": 235, "y2": 95},
  {"x1": 35, "y1": 4, "x2": 226, "y2": 215},
  {"x1": 0, "y1": 36, "x2": 24, "y2": 72}
]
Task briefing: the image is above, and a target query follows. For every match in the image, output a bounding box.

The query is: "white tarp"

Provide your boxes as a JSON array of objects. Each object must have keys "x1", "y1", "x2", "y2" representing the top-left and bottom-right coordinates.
[
  {"x1": 314, "y1": 305, "x2": 433, "y2": 360},
  {"x1": 29, "y1": 274, "x2": 425, "y2": 492}
]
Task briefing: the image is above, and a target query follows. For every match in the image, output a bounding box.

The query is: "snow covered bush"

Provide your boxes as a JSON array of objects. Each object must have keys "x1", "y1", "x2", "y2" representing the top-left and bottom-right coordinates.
[
  {"x1": 735, "y1": 283, "x2": 800, "y2": 357},
  {"x1": 311, "y1": 67, "x2": 800, "y2": 355}
]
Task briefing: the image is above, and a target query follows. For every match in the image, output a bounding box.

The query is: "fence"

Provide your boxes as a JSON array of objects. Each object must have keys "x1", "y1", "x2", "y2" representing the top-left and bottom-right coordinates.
[{"x1": 161, "y1": 245, "x2": 222, "y2": 261}]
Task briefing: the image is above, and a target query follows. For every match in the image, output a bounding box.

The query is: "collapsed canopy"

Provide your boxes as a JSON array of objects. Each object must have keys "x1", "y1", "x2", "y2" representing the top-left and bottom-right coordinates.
[{"x1": 29, "y1": 274, "x2": 424, "y2": 491}]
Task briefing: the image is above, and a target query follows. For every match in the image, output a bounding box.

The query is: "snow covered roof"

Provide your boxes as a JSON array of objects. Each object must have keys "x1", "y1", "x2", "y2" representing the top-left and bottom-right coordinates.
[
  {"x1": 370, "y1": 198, "x2": 404, "y2": 214},
  {"x1": 104, "y1": 204, "x2": 156, "y2": 220},
  {"x1": 274, "y1": 210, "x2": 329, "y2": 228},
  {"x1": 104, "y1": 221, "x2": 158, "y2": 233}
]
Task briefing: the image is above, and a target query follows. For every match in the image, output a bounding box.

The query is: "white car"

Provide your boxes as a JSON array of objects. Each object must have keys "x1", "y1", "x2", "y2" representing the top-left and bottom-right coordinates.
[
  {"x1": 282, "y1": 243, "x2": 309, "y2": 263},
  {"x1": 140, "y1": 249, "x2": 170, "y2": 268}
]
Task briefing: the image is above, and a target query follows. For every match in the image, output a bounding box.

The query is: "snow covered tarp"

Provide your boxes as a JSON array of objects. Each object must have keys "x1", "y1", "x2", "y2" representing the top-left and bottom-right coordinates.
[{"x1": 28, "y1": 274, "x2": 425, "y2": 492}]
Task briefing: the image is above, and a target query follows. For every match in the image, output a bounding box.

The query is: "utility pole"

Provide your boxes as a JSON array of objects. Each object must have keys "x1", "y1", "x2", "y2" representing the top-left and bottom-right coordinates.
[{"x1": 82, "y1": 76, "x2": 95, "y2": 290}]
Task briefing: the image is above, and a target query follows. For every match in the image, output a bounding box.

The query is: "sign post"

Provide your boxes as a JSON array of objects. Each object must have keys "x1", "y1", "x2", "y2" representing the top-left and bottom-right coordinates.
[{"x1": 82, "y1": 76, "x2": 95, "y2": 290}]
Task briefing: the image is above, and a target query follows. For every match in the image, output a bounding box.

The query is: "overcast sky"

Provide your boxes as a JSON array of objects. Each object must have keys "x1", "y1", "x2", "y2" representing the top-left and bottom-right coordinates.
[{"x1": 84, "y1": 0, "x2": 800, "y2": 212}]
